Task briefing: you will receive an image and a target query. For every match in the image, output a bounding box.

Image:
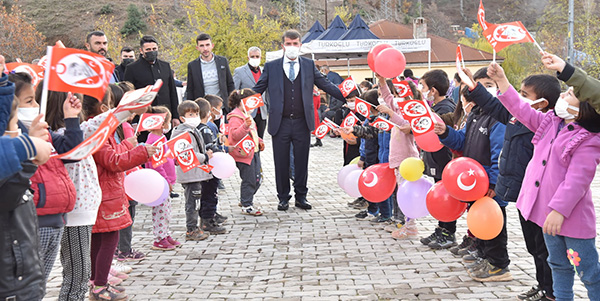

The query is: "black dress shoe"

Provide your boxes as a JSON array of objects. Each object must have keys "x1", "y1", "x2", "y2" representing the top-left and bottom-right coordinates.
[
  {"x1": 295, "y1": 199, "x2": 312, "y2": 210},
  {"x1": 277, "y1": 200, "x2": 289, "y2": 211}
]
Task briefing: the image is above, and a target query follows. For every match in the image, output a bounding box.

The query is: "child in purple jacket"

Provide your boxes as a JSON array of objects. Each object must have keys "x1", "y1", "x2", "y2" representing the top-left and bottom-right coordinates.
[{"x1": 489, "y1": 61, "x2": 600, "y2": 301}]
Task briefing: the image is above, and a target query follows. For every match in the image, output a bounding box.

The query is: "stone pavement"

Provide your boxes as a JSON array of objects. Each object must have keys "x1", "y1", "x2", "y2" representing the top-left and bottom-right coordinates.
[{"x1": 44, "y1": 134, "x2": 597, "y2": 300}]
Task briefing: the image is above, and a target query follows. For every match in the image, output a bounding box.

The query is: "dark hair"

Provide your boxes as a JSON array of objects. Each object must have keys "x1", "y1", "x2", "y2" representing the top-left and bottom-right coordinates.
[
  {"x1": 82, "y1": 90, "x2": 112, "y2": 120},
  {"x1": 576, "y1": 101, "x2": 600, "y2": 133},
  {"x1": 140, "y1": 35, "x2": 158, "y2": 48},
  {"x1": 194, "y1": 98, "x2": 211, "y2": 119},
  {"x1": 404, "y1": 68, "x2": 417, "y2": 80},
  {"x1": 109, "y1": 84, "x2": 124, "y2": 107},
  {"x1": 454, "y1": 72, "x2": 461, "y2": 83},
  {"x1": 118, "y1": 81, "x2": 135, "y2": 93},
  {"x1": 177, "y1": 100, "x2": 199, "y2": 117},
  {"x1": 196, "y1": 33, "x2": 211, "y2": 43},
  {"x1": 120, "y1": 46, "x2": 134, "y2": 54},
  {"x1": 473, "y1": 67, "x2": 492, "y2": 82},
  {"x1": 360, "y1": 80, "x2": 373, "y2": 90},
  {"x1": 86, "y1": 31, "x2": 105, "y2": 44},
  {"x1": 385, "y1": 79, "x2": 398, "y2": 97},
  {"x1": 33, "y1": 84, "x2": 67, "y2": 130},
  {"x1": 420, "y1": 69, "x2": 449, "y2": 95},
  {"x1": 8, "y1": 72, "x2": 33, "y2": 98},
  {"x1": 346, "y1": 89, "x2": 360, "y2": 99},
  {"x1": 228, "y1": 88, "x2": 255, "y2": 109},
  {"x1": 148, "y1": 105, "x2": 172, "y2": 126},
  {"x1": 362, "y1": 89, "x2": 379, "y2": 107},
  {"x1": 521, "y1": 74, "x2": 561, "y2": 109},
  {"x1": 282, "y1": 30, "x2": 301, "y2": 43},
  {"x1": 204, "y1": 94, "x2": 223, "y2": 108},
  {"x1": 407, "y1": 80, "x2": 422, "y2": 100}
]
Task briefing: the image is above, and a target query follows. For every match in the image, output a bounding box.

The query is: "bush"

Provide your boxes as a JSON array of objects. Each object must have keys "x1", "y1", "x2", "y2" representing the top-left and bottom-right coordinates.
[
  {"x1": 99, "y1": 4, "x2": 113, "y2": 15},
  {"x1": 120, "y1": 4, "x2": 146, "y2": 36}
]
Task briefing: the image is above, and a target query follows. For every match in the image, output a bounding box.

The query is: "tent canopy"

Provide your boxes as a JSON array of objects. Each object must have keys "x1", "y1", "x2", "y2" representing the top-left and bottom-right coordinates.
[
  {"x1": 302, "y1": 21, "x2": 325, "y2": 43},
  {"x1": 315, "y1": 15, "x2": 347, "y2": 40},
  {"x1": 339, "y1": 15, "x2": 379, "y2": 40}
]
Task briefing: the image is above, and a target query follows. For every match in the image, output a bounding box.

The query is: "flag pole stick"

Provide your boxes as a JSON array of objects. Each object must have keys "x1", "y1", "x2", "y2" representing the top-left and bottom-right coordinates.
[
  {"x1": 492, "y1": 49, "x2": 496, "y2": 64},
  {"x1": 39, "y1": 46, "x2": 53, "y2": 122},
  {"x1": 533, "y1": 40, "x2": 544, "y2": 53}
]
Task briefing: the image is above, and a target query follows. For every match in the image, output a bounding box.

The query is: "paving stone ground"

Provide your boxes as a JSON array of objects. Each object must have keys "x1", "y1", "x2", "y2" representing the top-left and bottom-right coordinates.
[{"x1": 44, "y1": 134, "x2": 598, "y2": 300}]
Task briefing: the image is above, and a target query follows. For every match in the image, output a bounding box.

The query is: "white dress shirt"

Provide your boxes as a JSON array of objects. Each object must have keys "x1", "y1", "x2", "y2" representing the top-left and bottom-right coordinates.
[{"x1": 283, "y1": 56, "x2": 300, "y2": 81}]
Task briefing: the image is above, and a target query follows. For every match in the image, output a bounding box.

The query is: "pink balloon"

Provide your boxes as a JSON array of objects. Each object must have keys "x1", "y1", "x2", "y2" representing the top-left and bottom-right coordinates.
[
  {"x1": 208, "y1": 152, "x2": 236, "y2": 179},
  {"x1": 374, "y1": 48, "x2": 406, "y2": 78},
  {"x1": 415, "y1": 130, "x2": 443, "y2": 152},
  {"x1": 337, "y1": 164, "x2": 361, "y2": 190},
  {"x1": 124, "y1": 169, "x2": 165, "y2": 204},
  {"x1": 144, "y1": 178, "x2": 169, "y2": 207},
  {"x1": 368, "y1": 43, "x2": 393, "y2": 72},
  {"x1": 397, "y1": 177, "x2": 433, "y2": 219},
  {"x1": 343, "y1": 170, "x2": 363, "y2": 198}
]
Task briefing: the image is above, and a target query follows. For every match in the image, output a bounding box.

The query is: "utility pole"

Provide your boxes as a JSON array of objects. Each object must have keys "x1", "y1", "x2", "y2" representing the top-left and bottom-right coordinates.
[
  {"x1": 568, "y1": 0, "x2": 574, "y2": 64},
  {"x1": 381, "y1": 0, "x2": 393, "y2": 20},
  {"x1": 297, "y1": 0, "x2": 307, "y2": 30}
]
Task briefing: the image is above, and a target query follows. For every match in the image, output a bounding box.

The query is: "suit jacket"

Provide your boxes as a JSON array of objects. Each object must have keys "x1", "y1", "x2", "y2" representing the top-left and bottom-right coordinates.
[
  {"x1": 253, "y1": 56, "x2": 345, "y2": 136},
  {"x1": 123, "y1": 58, "x2": 180, "y2": 118},
  {"x1": 186, "y1": 54, "x2": 235, "y2": 107},
  {"x1": 233, "y1": 64, "x2": 269, "y2": 119}
]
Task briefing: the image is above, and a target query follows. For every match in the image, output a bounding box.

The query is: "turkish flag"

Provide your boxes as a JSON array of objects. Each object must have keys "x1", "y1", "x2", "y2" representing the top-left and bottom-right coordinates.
[
  {"x1": 114, "y1": 80, "x2": 163, "y2": 113},
  {"x1": 45, "y1": 46, "x2": 115, "y2": 101},
  {"x1": 166, "y1": 132, "x2": 200, "y2": 173},
  {"x1": 342, "y1": 111, "x2": 359, "y2": 128},
  {"x1": 371, "y1": 117, "x2": 395, "y2": 132},
  {"x1": 52, "y1": 113, "x2": 119, "y2": 160},
  {"x1": 391, "y1": 79, "x2": 413, "y2": 98},
  {"x1": 5, "y1": 63, "x2": 45, "y2": 87},
  {"x1": 398, "y1": 99, "x2": 435, "y2": 136},
  {"x1": 483, "y1": 21, "x2": 535, "y2": 52},
  {"x1": 198, "y1": 164, "x2": 214, "y2": 173},
  {"x1": 234, "y1": 134, "x2": 257, "y2": 154},
  {"x1": 242, "y1": 93, "x2": 264, "y2": 112},
  {"x1": 313, "y1": 122, "x2": 330, "y2": 139},
  {"x1": 219, "y1": 116, "x2": 229, "y2": 135},
  {"x1": 456, "y1": 45, "x2": 474, "y2": 88},
  {"x1": 322, "y1": 117, "x2": 339, "y2": 130},
  {"x1": 354, "y1": 97, "x2": 372, "y2": 117},
  {"x1": 136, "y1": 113, "x2": 167, "y2": 133},
  {"x1": 150, "y1": 136, "x2": 169, "y2": 168},
  {"x1": 338, "y1": 76, "x2": 357, "y2": 97},
  {"x1": 478, "y1": 0, "x2": 490, "y2": 32}
]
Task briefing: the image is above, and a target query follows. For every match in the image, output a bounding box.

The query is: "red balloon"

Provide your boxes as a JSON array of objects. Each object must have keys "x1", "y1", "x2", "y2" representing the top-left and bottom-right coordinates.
[
  {"x1": 415, "y1": 130, "x2": 443, "y2": 152},
  {"x1": 374, "y1": 48, "x2": 407, "y2": 78},
  {"x1": 426, "y1": 181, "x2": 468, "y2": 222},
  {"x1": 358, "y1": 163, "x2": 397, "y2": 203},
  {"x1": 442, "y1": 157, "x2": 489, "y2": 201},
  {"x1": 367, "y1": 43, "x2": 393, "y2": 72}
]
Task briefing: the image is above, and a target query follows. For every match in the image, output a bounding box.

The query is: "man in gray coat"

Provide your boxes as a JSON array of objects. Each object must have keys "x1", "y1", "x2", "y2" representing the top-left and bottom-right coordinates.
[{"x1": 233, "y1": 46, "x2": 269, "y2": 138}]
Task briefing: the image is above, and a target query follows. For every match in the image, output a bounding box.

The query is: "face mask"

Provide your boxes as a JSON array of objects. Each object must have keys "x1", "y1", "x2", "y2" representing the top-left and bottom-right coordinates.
[
  {"x1": 183, "y1": 116, "x2": 201, "y2": 128},
  {"x1": 143, "y1": 51, "x2": 158, "y2": 63},
  {"x1": 17, "y1": 107, "x2": 39, "y2": 128},
  {"x1": 249, "y1": 58, "x2": 261, "y2": 68},
  {"x1": 347, "y1": 102, "x2": 356, "y2": 111},
  {"x1": 377, "y1": 97, "x2": 385, "y2": 105},
  {"x1": 285, "y1": 46, "x2": 300, "y2": 60},
  {"x1": 462, "y1": 101, "x2": 473, "y2": 115},
  {"x1": 554, "y1": 96, "x2": 579, "y2": 120},
  {"x1": 486, "y1": 87, "x2": 498, "y2": 97},
  {"x1": 122, "y1": 58, "x2": 134, "y2": 66},
  {"x1": 163, "y1": 123, "x2": 172, "y2": 134},
  {"x1": 423, "y1": 90, "x2": 434, "y2": 103},
  {"x1": 520, "y1": 96, "x2": 546, "y2": 108},
  {"x1": 213, "y1": 108, "x2": 223, "y2": 120}
]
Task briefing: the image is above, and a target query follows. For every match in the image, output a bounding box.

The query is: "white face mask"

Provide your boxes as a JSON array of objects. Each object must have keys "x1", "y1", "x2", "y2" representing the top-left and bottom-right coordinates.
[
  {"x1": 17, "y1": 107, "x2": 40, "y2": 128},
  {"x1": 284, "y1": 46, "x2": 300, "y2": 60},
  {"x1": 520, "y1": 96, "x2": 546, "y2": 110},
  {"x1": 163, "y1": 123, "x2": 172, "y2": 134},
  {"x1": 486, "y1": 87, "x2": 498, "y2": 97},
  {"x1": 554, "y1": 96, "x2": 579, "y2": 120},
  {"x1": 423, "y1": 90, "x2": 434, "y2": 102},
  {"x1": 347, "y1": 102, "x2": 356, "y2": 111},
  {"x1": 249, "y1": 58, "x2": 261, "y2": 68},
  {"x1": 213, "y1": 108, "x2": 223, "y2": 120},
  {"x1": 183, "y1": 116, "x2": 201, "y2": 128},
  {"x1": 462, "y1": 101, "x2": 473, "y2": 115}
]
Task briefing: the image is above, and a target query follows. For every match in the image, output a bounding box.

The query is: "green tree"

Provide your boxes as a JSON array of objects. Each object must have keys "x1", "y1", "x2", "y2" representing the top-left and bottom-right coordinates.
[{"x1": 121, "y1": 4, "x2": 147, "y2": 37}]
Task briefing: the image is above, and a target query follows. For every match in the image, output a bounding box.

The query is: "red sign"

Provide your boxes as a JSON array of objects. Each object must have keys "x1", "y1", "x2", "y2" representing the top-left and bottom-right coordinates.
[
  {"x1": 53, "y1": 113, "x2": 119, "y2": 160},
  {"x1": 398, "y1": 99, "x2": 435, "y2": 136},
  {"x1": 392, "y1": 79, "x2": 413, "y2": 98},
  {"x1": 242, "y1": 93, "x2": 265, "y2": 112},
  {"x1": 483, "y1": 21, "x2": 535, "y2": 52},
  {"x1": 313, "y1": 122, "x2": 330, "y2": 139},
  {"x1": 150, "y1": 136, "x2": 169, "y2": 168},
  {"x1": 478, "y1": 0, "x2": 490, "y2": 31},
  {"x1": 137, "y1": 113, "x2": 167, "y2": 133},
  {"x1": 354, "y1": 97, "x2": 372, "y2": 117},
  {"x1": 342, "y1": 111, "x2": 359, "y2": 128},
  {"x1": 166, "y1": 132, "x2": 200, "y2": 173},
  {"x1": 322, "y1": 117, "x2": 339, "y2": 130},
  {"x1": 219, "y1": 116, "x2": 229, "y2": 135},
  {"x1": 234, "y1": 134, "x2": 256, "y2": 154},
  {"x1": 114, "y1": 80, "x2": 163, "y2": 113},
  {"x1": 46, "y1": 46, "x2": 115, "y2": 101},
  {"x1": 338, "y1": 76, "x2": 357, "y2": 97},
  {"x1": 371, "y1": 117, "x2": 395, "y2": 132},
  {"x1": 5, "y1": 63, "x2": 45, "y2": 87}
]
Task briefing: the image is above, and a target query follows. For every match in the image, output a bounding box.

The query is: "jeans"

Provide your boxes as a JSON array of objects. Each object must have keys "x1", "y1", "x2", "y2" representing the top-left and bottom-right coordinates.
[
  {"x1": 544, "y1": 233, "x2": 600, "y2": 301},
  {"x1": 378, "y1": 194, "x2": 393, "y2": 218},
  {"x1": 237, "y1": 153, "x2": 262, "y2": 207},
  {"x1": 183, "y1": 182, "x2": 202, "y2": 231}
]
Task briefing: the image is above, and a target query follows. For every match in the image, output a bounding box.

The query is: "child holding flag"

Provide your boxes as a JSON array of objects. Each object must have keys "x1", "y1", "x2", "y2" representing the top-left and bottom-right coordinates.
[{"x1": 227, "y1": 89, "x2": 265, "y2": 216}]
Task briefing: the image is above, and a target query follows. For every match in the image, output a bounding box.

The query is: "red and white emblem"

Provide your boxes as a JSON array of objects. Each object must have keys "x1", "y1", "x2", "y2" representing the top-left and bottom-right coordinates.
[
  {"x1": 342, "y1": 112, "x2": 359, "y2": 127},
  {"x1": 402, "y1": 101, "x2": 427, "y2": 118},
  {"x1": 372, "y1": 117, "x2": 394, "y2": 132},
  {"x1": 411, "y1": 116, "x2": 433, "y2": 134},
  {"x1": 314, "y1": 123, "x2": 330, "y2": 139},
  {"x1": 355, "y1": 98, "x2": 371, "y2": 117}
]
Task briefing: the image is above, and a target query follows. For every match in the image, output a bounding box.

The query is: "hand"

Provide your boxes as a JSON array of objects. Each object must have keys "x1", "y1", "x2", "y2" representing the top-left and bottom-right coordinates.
[
  {"x1": 206, "y1": 149, "x2": 214, "y2": 159},
  {"x1": 259, "y1": 141, "x2": 265, "y2": 151},
  {"x1": 324, "y1": 108, "x2": 330, "y2": 112},
  {"x1": 343, "y1": 135, "x2": 357, "y2": 145},
  {"x1": 182, "y1": 81, "x2": 187, "y2": 87},
  {"x1": 172, "y1": 118, "x2": 180, "y2": 127},
  {"x1": 126, "y1": 137, "x2": 138, "y2": 146},
  {"x1": 29, "y1": 114, "x2": 50, "y2": 141},
  {"x1": 541, "y1": 52, "x2": 566, "y2": 73},
  {"x1": 244, "y1": 116, "x2": 253, "y2": 127},
  {"x1": 433, "y1": 121, "x2": 447, "y2": 135},
  {"x1": 486, "y1": 188, "x2": 496, "y2": 198},
  {"x1": 375, "y1": 73, "x2": 385, "y2": 83},
  {"x1": 145, "y1": 145, "x2": 159, "y2": 157},
  {"x1": 219, "y1": 134, "x2": 227, "y2": 144},
  {"x1": 462, "y1": 67, "x2": 474, "y2": 81},
  {"x1": 357, "y1": 160, "x2": 364, "y2": 169},
  {"x1": 0, "y1": 55, "x2": 5, "y2": 75},
  {"x1": 399, "y1": 124, "x2": 412, "y2": 134},
  {"x1": 376, "y1": 104, "x2": 393, "y2": 115},
  {"x1": 543, "y1": 210, "x2": 565, "y2": 236},
  {"x1": 487, "y1": 62, "x2": 511, "y2": 93},
  {"x1": 63, "y1": 92, "x2": 82, "y2": 119},
  {"x1": 30, "y1": 136, "x2": 52, "y2": 165},
  {"x1": 340, "y1": 126, "x2": 353, "y2": 134}
]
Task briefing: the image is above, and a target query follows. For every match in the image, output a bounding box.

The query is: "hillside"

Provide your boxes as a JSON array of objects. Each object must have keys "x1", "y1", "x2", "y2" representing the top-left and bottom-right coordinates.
[{"x1": 11, "y1": 0, "x2": 551, "y2": 50}]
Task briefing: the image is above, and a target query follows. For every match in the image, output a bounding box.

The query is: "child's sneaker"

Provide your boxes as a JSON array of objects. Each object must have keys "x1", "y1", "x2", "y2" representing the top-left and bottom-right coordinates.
[
  {"x1": 107, "y1": 275, "x2": 123, "y2": 286},
  {"x1": 116, "y1": 249, "x2": 145, "y2": 261},
  {"x1": 355, "y1": 210, "x2": 378, "y2": 220},
  {"x1": 185, "y1": 228, "x2": 209, "y2": 241},
  {"x1": 370, "y1": 215, "x2": 391, "y2": 224},
  {"x1": 112, "y1": 262, "x2": 132, "y2": 274},
  {"x1": 201, "y1": 218, "x2": 227, "y2": 234},
  {"x1": 517, "y1": 286, "x2": 541, "y2": 300},
  {"x1": 470, "y1": 261, "x2": 512, "y2": 282},
  {"x1": 241, "y1": 206, "x2": 263, "y2": 216},
  {"x1": 462, "y1": 250, "x2": 482, "y2": 263},
  {"x1": 166, "y1": 236, "x2": 182, "y2": 248},
  {"x1": 466, "y1": 258, "x2": 488, "y2": 274},
  {"x1": 109, "y1": 268, "x2": 129, "y2": 280},
  {"x1": 89, "y1": 285, "x2": 127, "y2": 301},
  {"x1": 450, "y1": 235, "x2": 473, "y2": 255},
  {"x1": 152, "y1": 238, "x2": 176, "y2": 250},
  {"x1": 420, "y1": 227, "x2": 441, "y2": 245},
  {"x1": 428, "y1": 228, "x2": 457, "y2": 249},
  {"x1": 352, "y1": 198, "x2": 369, "y2": 210},
  {"x1": 391, "y1": 219, "x2": 418, "y2": 239},
  {"x1": 215, "y1": 212, "x2": 228, "y2": 224},
  {"x1": 384, "y1": 222, "x2": 403, "y2": 233},
  {"x1": 457, "y1": 241, "x2": 478, "y2": 256}
]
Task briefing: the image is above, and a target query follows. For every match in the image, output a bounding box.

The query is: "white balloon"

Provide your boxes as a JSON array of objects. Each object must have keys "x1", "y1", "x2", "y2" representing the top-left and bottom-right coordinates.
[
  {"x1": 208, "y1": 152, "x2": 236, "y2": 179},
  {"x1": 337, "y1": 164, "x2": 361, "y2": 189},
  {"x1": 343, "y1": 170, "x2": 363, "y2": 198}
]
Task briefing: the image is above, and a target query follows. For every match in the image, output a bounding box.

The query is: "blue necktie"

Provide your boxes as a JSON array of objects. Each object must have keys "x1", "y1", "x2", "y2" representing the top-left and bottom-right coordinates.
[{"x1": 288, "y1": 61, "x2": 296, "y2": 82}]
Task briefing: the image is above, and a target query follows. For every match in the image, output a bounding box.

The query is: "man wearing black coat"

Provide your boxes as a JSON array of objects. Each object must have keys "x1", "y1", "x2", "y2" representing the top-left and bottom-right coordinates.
[
  {"x1": 124, "y1": 35, "x2": 180, "y2": 121},
  {"x1": 185, "y1": 33, "x2": 235, "y2": 112}
]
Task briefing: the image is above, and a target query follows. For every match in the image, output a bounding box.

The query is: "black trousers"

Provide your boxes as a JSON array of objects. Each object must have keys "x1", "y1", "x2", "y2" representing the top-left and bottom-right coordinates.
[
  {"x1": 519, "y1": 209, "x2": 554, "y2": 297},
  {"x1": 253, "y1": 113, "x2": 267, "y2": 139},
  {"x1": 272, "y1": 117, "x2": 311, "y2": 202},
  {"x1": 476, "y1": 205, "x2": 510, "y2": 269}
]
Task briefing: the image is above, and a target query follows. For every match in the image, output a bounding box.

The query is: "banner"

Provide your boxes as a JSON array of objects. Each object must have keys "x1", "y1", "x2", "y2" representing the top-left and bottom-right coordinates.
[
  {"x1": 166, "y1": 132, "x2": 200, "y2": 173},
  {"x1": 53, "y1": 113, "x2": 119, "y2": 160},
  {"x1": 342, "y1": 111, "x2": 359, "y2": 128},
  {"x1": 234, "y1": 134, "x2": 257, "y2": 154},
  {"x1": 242, "y1": 93, "x2": 265, "y2": 113},
  {"x1": 392, "y1": 79, "x2": 414, "y2": 98},
  {"x1": 398, "y1": 99, "x2": 435, "y2": 136},
  {"x1": 114, "y1": 80, "x2": 163, "y2": 113},
  {"x1": 483, "y1": 21, "x2": 535, "y2": 52},
  {"x1": 371, "y1": 116, "x2": 396, "y2": 132},
  {"x1": 5, "y1": 63, "x2": 44, "y2": 87},
  {"x1": 354, "y1": 97, "x2": 372, "y2": 117},
  {"x1": 136, "y1": 113, "x2": 167, "y2": 133},
  {"x1": 338, "y1": 76, "x2": 357, "y2": 97},
  {"x1": 313, "y1": 122, "x2": 330, "y2": 139},
  {"x1": 150, "y1": 136, "x2": 170, "y2": 168}
]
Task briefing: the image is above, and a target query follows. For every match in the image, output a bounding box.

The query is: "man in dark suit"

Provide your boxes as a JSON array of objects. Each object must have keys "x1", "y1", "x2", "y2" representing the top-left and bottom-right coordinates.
[
  {"x1": 186, "y1": 33, "x2": 235, "y2": 111},
  {"x1": 253, "y1": 30, "x2": 345, "y2": 211},
  {"x1": 124, "y1": 35, "x2": 180, "y2": 121},
  {"x1": 114, "y1": 46, "x2": 135, "y2": 82},
  {"x1": 233, "y1": 46, "x2": 269, "y2": 138}
]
